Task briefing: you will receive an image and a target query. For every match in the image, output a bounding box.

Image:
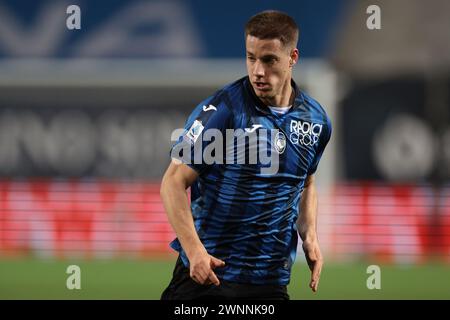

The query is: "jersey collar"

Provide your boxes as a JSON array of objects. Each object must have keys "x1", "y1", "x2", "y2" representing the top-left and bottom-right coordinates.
[{"x1": 244, "y1": 76, "x2": 305, "y2": 115}]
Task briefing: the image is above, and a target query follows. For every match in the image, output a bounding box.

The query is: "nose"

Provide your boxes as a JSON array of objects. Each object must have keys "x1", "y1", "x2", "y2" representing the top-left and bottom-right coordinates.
[{"x1": 253, "y1": 60, "x2": 265, "y2": 78}]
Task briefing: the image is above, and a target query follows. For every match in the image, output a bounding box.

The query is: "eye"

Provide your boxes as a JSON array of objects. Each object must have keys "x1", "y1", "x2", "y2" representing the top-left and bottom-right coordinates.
[
  {"x1": 262, "y1": 57, "x2": 276, "y2": 65},
  {"x1": 247, "y1": 56, "x2": 256, "y2": 62}
]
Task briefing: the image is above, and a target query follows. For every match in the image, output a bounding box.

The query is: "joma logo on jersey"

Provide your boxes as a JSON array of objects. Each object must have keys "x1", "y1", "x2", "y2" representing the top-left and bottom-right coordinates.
[{"x1": 289, "y1": 120, "x2": 322, "y2": 147}]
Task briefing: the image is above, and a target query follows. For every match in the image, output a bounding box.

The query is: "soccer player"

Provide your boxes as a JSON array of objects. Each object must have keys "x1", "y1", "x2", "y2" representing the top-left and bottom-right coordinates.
[{"x1": 160, "y1": 10, "x2": 332, "y2": 300}]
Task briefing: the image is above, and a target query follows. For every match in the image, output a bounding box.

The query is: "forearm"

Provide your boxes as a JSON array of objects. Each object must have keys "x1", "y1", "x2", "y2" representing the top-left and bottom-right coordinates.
[
  {"x1": 160, "y1": 175, "x2": 206, "y2": 260},
  {"x1": 297, "y1": 175, "x2": 323, "y2": 292},
  {"x1": 296, "y1": 176, "x2": 318, "y2": 242}
]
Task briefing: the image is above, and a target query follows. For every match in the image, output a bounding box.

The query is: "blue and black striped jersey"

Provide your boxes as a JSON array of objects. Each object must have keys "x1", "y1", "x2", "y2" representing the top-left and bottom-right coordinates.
[{"x1": 169, "y1": 76, "x2": 332, "y2": 285}]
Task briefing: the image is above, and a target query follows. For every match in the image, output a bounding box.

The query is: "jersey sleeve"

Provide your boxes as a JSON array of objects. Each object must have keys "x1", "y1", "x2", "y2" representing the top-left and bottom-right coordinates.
[
  {"x1": 307, "y1": 116, "x2": 332, "y2": 175},
  {"x1": 170, "y1": 96, "x2": 233, "y2": 175}
]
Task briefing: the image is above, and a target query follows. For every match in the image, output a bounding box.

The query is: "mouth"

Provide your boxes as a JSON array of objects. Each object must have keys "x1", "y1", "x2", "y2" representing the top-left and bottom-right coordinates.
[{"x1": 253, "y1": 81, "x2": 271, "y2": 91}]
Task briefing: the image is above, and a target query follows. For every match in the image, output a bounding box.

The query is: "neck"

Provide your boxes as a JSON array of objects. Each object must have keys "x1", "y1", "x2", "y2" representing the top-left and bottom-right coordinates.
[{"x1": 260, "y1": 77, "x2": 293, "y2": 107}]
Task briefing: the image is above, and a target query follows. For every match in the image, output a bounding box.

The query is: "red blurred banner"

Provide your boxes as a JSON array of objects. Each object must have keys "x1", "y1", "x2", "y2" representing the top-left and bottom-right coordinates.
[
  {"x1": 0, "y1": 180, "x2": 449, "y2": 263},
  {"x1": 0, "y1": 180, "x2": 174, "y2": 258},
  {"x1": 322, "y1": 183, "x2": 450, "y2": 263}
]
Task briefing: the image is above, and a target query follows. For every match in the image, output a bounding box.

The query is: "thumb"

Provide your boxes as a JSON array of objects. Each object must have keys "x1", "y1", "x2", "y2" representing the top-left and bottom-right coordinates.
[{"x1": 210, "y1": 256, "x2": 226, "y2": 268}]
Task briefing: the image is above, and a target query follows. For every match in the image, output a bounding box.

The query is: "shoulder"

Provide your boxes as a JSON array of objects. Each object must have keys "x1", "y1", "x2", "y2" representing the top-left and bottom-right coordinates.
[
  {"x1": 185, "y1": 78, "x2": 247, "y2": 126},
  {"x1": 300, "y1": 91, "x2": 332, "y2": 129},
  {"x1": 301, "y1": 92, "x2": 329, "y2": 121},
  {"x1": 195, "y1": 76, "x2": 247, "y2": 116},
  {"x1": 210, "y1": 76, "x2": 246, "y2": 108},
  {"x1": 298, "y1": 91, "x2": 332, "y2": 142}
]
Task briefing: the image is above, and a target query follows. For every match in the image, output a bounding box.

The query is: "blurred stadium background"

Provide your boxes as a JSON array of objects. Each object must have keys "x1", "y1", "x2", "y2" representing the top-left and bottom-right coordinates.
[{"x1": 0, "y1": 0, "x2": 449, "y2": 299}]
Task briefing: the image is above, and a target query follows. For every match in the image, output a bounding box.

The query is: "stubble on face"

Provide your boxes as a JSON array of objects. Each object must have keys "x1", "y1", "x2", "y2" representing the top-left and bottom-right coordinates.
[{"x1": 245, "y1": 36, "x2": 294, "y2": 106}]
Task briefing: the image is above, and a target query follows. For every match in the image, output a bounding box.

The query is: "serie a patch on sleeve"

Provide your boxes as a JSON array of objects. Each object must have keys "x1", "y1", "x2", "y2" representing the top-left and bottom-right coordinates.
[{"x1": 184, "y1": 119, "x2": 204, "y2": 145}]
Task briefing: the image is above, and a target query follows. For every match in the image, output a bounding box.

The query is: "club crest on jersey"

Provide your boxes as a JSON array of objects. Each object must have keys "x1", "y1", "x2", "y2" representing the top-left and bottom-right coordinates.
[
  {"x1": 274, "y1": 131, "x2": 286, "y2": 154},
  {"x1": 185, "y1": 119, "x2": 204, "y2": 144}
]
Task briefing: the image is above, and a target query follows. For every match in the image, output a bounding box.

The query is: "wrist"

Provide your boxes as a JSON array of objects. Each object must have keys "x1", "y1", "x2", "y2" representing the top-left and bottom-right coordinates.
[
  {"x1": 298, "y1": 226, "x2": 317, "y2": 242},
  {"x1": 184, "y1": 242, "x2": 207, "y2": 261}
]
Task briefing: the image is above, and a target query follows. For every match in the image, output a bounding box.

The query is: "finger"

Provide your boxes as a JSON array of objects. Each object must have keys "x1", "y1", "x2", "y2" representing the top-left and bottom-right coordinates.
[
  {"x1": 199, "y1": 272, "x2": 210, "y2": 284},
  {"x1": 191, "y1": 274, "x2": 201, "y2": 285},
  {"x1": 210, "y1": 256, "x2": 226, "y2": 268},
  {"x1": 208, "y1": 270, "x2": 221, "y2": 286},
  {"x1": 310, "y1": 274, "x2": 320, "y2": 292},
  {"x1": 314, "y1": 277, "x2": 320, "y2": 292},
  {"x1": 312, "y1": 259, "x2": 322, "y2": 281},
  {"x1": 310, "y1": 279, "x2": 319, "y2": 292},
  {"x1": 191, "y1": 269, "x2": 208, "y2": 284},
  {"x1": 310, "y1": 260, "x2": 323, "y2": 292}
]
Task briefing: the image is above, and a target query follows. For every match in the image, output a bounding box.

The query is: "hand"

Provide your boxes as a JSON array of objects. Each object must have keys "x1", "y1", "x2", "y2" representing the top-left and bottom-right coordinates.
[
  {"x1": 302, "y1": 239, "x2": 323, "y2": 293},
  {"x1": 188, "y1": 249, "x2": 226, "y2": 286}
]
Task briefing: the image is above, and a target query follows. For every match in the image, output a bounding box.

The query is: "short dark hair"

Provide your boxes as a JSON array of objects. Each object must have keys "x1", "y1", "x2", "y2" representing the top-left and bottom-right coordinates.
[{"x1": 245, "y1": 10, "x2": 299, "y2": 49}]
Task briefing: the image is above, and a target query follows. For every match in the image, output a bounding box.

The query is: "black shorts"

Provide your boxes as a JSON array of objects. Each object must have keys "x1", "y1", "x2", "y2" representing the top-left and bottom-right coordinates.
[{"x1": 160, "y1": 256, "x2": 290, "y2": 300}]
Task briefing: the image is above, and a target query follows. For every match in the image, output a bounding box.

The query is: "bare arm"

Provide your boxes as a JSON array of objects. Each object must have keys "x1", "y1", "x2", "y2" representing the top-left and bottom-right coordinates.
[
  {"x1": 160, "y1": 160, "x2": 225, "y2": 286},
  {"x1": 296, "y1": 174, "x2": 323, "y2": 292}
]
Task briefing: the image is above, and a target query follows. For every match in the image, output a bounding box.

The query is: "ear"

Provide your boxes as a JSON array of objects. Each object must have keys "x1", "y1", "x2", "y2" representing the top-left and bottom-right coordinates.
[{"x1": 290, "y1": 48, "x2": 299, "y2": 67}]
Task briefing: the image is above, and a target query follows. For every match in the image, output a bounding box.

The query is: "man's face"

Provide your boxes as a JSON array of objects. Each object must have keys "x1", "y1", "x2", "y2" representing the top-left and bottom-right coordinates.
[{"x1": 246, "y1": 35, "x2": 296, "y2": 102}]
